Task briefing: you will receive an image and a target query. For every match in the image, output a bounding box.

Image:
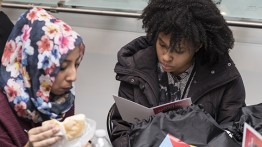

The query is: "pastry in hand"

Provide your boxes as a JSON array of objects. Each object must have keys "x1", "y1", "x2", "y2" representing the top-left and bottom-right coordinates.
[
  {"x1": 42, "y1": 114, "x2": 87, "y2": 140},
  {"x1": 42, "y1": 119, "x2": 64, "y2": 136},
  {"x1": 62, "y1": 114, "x2": 87, "y2": 140}
]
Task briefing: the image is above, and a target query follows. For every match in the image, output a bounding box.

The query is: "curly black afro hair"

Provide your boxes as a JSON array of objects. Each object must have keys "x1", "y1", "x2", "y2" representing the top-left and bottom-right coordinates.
[{"x1": 141, "y1": 0, "x2": 234, "y2": 65}]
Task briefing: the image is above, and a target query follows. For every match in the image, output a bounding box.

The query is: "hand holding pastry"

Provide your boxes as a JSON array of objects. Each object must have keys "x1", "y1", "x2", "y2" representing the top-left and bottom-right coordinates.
[
  {"x1": 25, "y1": 123, "x2": 62, "y2": 147},
  {"x1": 39, "y1": 114, "x2": 95, "y2": 147}
]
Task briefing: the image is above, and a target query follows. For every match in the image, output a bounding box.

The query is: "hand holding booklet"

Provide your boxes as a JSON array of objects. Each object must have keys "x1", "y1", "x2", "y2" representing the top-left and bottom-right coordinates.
[{"x1": 113, "y1": 95, "x2": 192, "y2": 124}]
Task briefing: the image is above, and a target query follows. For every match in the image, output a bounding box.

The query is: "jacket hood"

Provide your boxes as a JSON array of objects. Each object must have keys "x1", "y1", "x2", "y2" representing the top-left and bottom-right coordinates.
[
  {"x1": 116, "y1": 36, "x2": 157, "y2": 73},
  {"x1": 115, "y1": 36, "x2": 160, "y2": 105}
]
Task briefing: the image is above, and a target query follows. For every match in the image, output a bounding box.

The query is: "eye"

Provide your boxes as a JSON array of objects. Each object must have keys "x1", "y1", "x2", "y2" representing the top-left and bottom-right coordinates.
[
  {"x1": 173, "y1": 47, "x2": 186, "y2": 54},
  {"x1": 60, "y1": 66, "x2": 66, "y2": 71},
  {"x1": 175, "y1": 50, "x2": 185, "y2": 54},
  {"x1": 75, "y1": 63, "x2": 80, "y2": 68},
  {"x1": 159, "y1": 43, "x2": 167, "y2": 49},
  {"x1": 60, "y1": 63, "x2": 68, "y2": 71}
]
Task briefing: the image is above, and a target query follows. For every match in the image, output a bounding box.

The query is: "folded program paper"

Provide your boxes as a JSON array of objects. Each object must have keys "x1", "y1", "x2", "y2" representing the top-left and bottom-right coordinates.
[{"x1": 113, "y1": 95, "x2": 192, "y2": 124}]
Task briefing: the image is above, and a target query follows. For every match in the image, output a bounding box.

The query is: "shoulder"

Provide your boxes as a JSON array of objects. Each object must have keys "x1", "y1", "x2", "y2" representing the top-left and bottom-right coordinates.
[
  {"x1": 193, "y1": 55, "x2": 243, "y2": 94},
  {"x1": 196, "y1": 54, "x2": 240, "y2": 77},
  {"x1": 116, "y1": 36, "x2": 157, "y2": 70},
  {"x1": 0, "y1": 90, "x2": 18, "y2": 121},
  {"x1": 117, "y1": 36, "x2": 151, "y2": 58},
  {"x1": 0, "y1": 90, "x2": 8, "y2": 105},
  {"x1": 0, "y1": 90, "x2": 14, "y2": 117},
  {"x1": 0, "y1": 90, "x2": 31, "y2": 146}
]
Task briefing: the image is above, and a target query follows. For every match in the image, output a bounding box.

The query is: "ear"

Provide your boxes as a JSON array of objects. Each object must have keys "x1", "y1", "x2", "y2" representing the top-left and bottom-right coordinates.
[{"x1": 195, "y1": 44, "x2": 202, "y2": 53}]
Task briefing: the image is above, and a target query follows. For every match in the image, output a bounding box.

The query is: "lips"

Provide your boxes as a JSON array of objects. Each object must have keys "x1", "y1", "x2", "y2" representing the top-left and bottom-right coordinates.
[
  {"x1": 161, "y1": 63, "x2": 173, "y2": 71},
  {"x1": 63, "y1": 86, "x2": 72, "y2": 92}
]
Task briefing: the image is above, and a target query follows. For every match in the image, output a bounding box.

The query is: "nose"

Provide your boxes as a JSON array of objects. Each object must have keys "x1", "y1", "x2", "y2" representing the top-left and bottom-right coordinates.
[
  {"x1": 162, "y1": 51, "x2": 173, "y2": 62},
  {"x1": 66, "y1": 67, "x2": 77, "y2": 82}
]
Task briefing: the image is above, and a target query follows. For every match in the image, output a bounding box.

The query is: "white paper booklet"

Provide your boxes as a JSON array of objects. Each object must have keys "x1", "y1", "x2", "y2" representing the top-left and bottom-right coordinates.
[
  {"x1": 113, "y1": 95, "x2": 192, "y2": 124},
  {"x1": 242, "y1": 123, "x2": 262, "y2": 147}
]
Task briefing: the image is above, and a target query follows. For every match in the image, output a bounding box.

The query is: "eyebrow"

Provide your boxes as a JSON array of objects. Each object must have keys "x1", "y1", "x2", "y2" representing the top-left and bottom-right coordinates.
[
  {"x1": 63, "y1": 59, "x2": 71, "y2": 63},
  {"x1": 63, "y1": 55, "x2": 82, "y2": 63},
  {"x1": 158, "y1": 36, "x2": 170, "y2": 48}
]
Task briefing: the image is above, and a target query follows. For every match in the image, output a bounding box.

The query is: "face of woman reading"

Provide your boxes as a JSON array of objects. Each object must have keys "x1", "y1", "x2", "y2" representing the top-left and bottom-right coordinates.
[
  {"x1": 156, "y1": 32, "x2": 199, "y2": 76},
  {"x1": 51, "y1": 46, "x2": 83, "y2": 95}
]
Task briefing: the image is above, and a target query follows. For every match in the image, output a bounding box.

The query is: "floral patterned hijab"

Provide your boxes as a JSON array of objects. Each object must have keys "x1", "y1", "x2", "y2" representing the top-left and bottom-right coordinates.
[{"x1": 0, "y1": 7, "x2": 84, "y2": 123}]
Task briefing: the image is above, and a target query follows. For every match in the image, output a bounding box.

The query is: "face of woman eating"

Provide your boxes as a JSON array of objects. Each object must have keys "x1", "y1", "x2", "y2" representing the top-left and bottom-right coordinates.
[{"x1": 51, "y1": 46, "x2": 84, "y2": 96}]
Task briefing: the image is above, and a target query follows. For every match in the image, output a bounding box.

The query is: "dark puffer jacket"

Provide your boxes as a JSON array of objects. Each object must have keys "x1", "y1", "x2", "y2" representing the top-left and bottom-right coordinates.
[{"x1": 111, "y1": 36, "x2": 246, "y2": 147}]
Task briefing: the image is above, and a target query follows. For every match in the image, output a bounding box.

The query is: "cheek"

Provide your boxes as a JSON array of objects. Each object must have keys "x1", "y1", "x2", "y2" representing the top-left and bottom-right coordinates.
[
  {"x1": 52, "y1": 73, "x2": 63, "y2": 86},
  {"x1": 181, "y1": 54, "x2": 195, "y2": 65},
  {"x1": 51, "y1": 80, "x2": 59, "y2": 91},
  {"x1": 156, "y1": 48, "x2": 164, "y2": 58},
  {"x1": 173, "y1": 54, "x2": 192, "y2": 66}
]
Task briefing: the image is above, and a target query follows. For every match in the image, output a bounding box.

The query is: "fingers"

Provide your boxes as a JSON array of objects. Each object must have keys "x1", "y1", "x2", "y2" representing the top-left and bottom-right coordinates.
[
  {"x1": 28, "y1": 124, "x2": 54, "y2": 135},
  {"x1": 30, "y1": 136, "x2": 62, "y2": 147},
  {"x1": 41, "y1": 120, "x2": 51, "y2": 126},
  {"x1": 28, "y1": 125, "x2": 61, "y2": 146}
]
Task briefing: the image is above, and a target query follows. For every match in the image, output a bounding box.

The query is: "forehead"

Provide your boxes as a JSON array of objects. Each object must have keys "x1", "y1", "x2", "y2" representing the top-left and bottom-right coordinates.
[
  {"x1": 158, "y1": 32, "x2": 192, "y2": 48},
  {"x1": 158, "y1": 32, "x2": 171, "y2": 42},
  {"x1": 66, "y1": 47, "x2": 81, "y2": 60}
]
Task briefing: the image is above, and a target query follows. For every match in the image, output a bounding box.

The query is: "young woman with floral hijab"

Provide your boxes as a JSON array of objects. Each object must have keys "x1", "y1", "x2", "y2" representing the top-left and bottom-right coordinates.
[{"x1": 0, "y1": 7, "x2": 85, "y2": 147}]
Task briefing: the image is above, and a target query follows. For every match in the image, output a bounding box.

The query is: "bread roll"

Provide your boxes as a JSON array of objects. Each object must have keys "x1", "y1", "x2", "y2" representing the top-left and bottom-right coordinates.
[
  {"x1": 42, "y1": 119, "x2": 62, "y2": 128},
  {"x1": 62, "y1": 114, "x2": 86, "y2": 140},
  {"x1": 42, "y1": 114, "x2": 87, "y2": 140},
  {"x1": 42, "y1": 119, "x2": 65, "y2": 136}
]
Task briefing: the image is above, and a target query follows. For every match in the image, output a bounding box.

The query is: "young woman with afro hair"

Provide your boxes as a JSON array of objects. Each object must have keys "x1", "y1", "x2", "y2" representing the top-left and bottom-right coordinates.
[{"x1": 109, "y1": 0, "x2": 246, "y2": 146}]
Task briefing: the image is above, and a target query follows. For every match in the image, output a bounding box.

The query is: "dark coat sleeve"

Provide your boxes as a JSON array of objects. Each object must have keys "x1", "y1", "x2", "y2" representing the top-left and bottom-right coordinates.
[
  {"x1": 217, "y1": 76, "x2": 246, "y2": 124},
  {"x1": 0, "y1": 11, "x2": 14, "y2": 63},
  {"x1": 110, "y1": 82, "x2": 134, "y2": 147}
]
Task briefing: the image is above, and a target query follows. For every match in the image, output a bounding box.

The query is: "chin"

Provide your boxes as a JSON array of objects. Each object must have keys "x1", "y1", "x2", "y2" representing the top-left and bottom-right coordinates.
[
  {"x1": 52, "y1": 91, "x2": 65, "y2": 96},
  {"x1": 163, "y1": 69, "x2": 174, "y2": 73}
]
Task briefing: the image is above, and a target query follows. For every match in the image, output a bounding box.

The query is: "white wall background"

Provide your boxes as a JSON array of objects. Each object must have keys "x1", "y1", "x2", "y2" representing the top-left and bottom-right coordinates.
[{"x1": 2, "y1": 8, "x2": 262, "y2": 130}]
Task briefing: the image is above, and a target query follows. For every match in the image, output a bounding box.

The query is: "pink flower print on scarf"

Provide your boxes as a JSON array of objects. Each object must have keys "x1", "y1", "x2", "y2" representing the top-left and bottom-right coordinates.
[{"x1": 0, "y1": 7, "x2": 85, "y2": 123}]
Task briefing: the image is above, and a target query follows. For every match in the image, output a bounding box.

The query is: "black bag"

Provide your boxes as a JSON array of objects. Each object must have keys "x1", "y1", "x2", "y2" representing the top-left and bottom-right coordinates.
[
  {"x1": 128, "y1": 105, "x2": 240, "y2": 147},
  {"x1": 226, "y1": 103, "x2": 262, "y2": 143}
]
